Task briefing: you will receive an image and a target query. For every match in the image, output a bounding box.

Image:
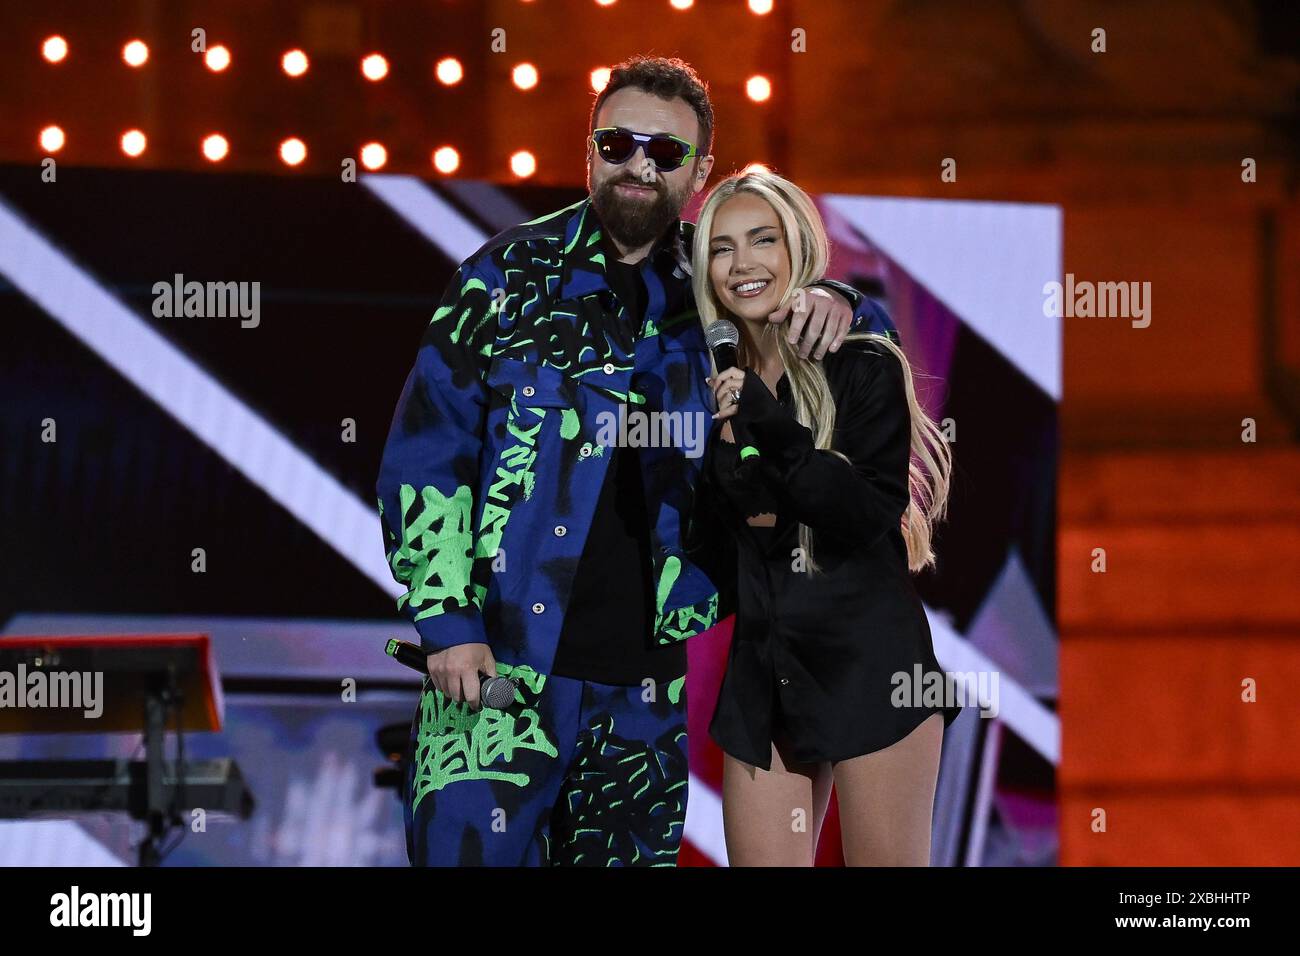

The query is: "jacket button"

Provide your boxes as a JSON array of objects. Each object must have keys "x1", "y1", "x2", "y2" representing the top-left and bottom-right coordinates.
[
  {"x1": 779, "y1": 677, "x2": 790, "y2": 686},
  {"x1": 602, "y1": 362, "x2": 615, "y2": 375},
  {"x1": 553, "y1": 525, "x2": 566, "y2": 537},
  {"x1": 521, "y1": 385, "x2": 535, "y2": 397},
  {"x1": 531, "y1": 602, "x2": 545, "y2": 614}
]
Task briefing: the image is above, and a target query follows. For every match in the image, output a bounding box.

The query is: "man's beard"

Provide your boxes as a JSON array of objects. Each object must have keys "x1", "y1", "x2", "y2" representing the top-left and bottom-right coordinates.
[{"x1": 590, "y1": 174, "x2": 688, "y2": 249}]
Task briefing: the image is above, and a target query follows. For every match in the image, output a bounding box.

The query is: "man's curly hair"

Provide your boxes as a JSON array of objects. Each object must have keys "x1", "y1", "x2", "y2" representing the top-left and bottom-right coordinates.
[{"x1": 590, "y1": 55, "x2": 715, "y2": 156}]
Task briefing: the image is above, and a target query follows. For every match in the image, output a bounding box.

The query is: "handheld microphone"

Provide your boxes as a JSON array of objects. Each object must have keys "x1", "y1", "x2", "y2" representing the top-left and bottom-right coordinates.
[
  {"x1": 705, "y1": 319, "x2": 740, "y2": 376},
  {"x1": 384, "y1": 639, "x2": 518, "y2": 710}
]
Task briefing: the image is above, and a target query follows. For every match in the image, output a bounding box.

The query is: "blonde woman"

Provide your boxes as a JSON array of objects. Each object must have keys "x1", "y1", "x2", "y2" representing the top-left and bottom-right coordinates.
[{"x1": 685, "y1": 170, "x2": 961, "y2": 866}]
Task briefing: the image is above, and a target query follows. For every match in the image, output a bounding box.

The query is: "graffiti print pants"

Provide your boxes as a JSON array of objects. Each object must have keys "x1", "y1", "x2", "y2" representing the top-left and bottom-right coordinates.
[{"x1": 403, "y1": 662, "x2": 689, "y2": 866}]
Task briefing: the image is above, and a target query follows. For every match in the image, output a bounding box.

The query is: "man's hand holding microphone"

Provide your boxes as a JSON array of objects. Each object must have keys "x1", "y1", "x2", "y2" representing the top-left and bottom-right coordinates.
[{"x1": 385, "y1": 639, "x2": 517, "y2": 711}]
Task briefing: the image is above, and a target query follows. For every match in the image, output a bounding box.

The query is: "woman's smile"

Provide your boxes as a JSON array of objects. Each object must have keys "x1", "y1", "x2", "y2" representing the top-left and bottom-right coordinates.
[{"x1": 730, "y1": 278, "x2": 772, "y2": 299}]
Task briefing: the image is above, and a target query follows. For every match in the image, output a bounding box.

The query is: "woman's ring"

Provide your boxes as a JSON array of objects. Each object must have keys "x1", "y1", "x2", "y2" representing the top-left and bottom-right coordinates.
[{"x1": 729, "y1": 388, "x2": 741, "y2": 405}]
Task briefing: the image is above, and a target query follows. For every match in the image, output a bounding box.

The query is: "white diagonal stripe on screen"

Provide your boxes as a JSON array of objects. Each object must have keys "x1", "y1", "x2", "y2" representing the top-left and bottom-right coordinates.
[
  {"x1": 928, "y1": 609, "x2": 1059, "y2": 764},
  {"x1": 0, "y1": 197, "x2": 402, "y2": 599},
  {"x1": 362, "y1": 174, "x2": 488, "y2": 263}
]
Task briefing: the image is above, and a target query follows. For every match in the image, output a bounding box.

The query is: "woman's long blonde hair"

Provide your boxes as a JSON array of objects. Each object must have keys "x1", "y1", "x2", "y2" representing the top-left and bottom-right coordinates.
[{"x1": 690, "y1": 169, "x2": 952, "y2": 573}]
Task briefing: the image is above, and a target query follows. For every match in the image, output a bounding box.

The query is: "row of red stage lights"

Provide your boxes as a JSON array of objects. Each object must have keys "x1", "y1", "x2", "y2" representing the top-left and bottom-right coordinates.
[
  {"x1": 592, "y1": 0, "x2": 775, "y2": 8},
  {"x1": 39, "y1": 0, "x2": 775, "y2": 56},
  {"x1": 42, "y1": 36, "x2": 521, "y2": 87},
  {"x1": 35, "y1": 127, "x2": 774, "y2": 178},
  {"x1": 34, "y1": 127, "x2": 533, "y2": 175},
  {"x1": 37, "y1": 37, "x2": 776, "y2": 100}
]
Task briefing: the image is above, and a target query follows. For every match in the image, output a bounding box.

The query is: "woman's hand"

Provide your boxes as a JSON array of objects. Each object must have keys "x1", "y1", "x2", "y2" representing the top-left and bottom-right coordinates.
[{"x1": 706, "y1": 368, "x2": 748, "y2": 421}]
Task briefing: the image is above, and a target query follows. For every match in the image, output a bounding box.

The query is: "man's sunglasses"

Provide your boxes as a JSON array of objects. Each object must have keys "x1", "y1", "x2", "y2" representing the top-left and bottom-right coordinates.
[{"x1": 591, "y1": 127, "x2": 700, "y2": 172}]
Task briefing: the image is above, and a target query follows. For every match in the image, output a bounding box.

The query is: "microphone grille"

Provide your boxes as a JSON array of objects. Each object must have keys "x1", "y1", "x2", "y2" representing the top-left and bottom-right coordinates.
[
  {"x1": 705, "y1": 320, "x2": 740, "y2": 350},
  {"x1": 481, "y1": 676, "x2": 518, "y2": 710}
]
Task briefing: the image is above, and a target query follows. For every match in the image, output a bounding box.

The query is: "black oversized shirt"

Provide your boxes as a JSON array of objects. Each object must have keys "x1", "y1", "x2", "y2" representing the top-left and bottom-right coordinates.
[{"x1": 689, "y1": 338, "x2": 961, "y2": 770}]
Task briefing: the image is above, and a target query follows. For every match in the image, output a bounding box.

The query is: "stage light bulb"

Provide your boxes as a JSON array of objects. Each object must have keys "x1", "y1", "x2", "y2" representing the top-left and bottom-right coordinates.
[
  {"x1": 432, "y1": 146, "x2": 460, "y2": 174},
  {"x1": 43, "y1": 36, "x2": 68, "y2": 64},
  {"x1": 590, "y1": 67, "x2": 610, "y2": 92},
  {"x1": 280, "y1": 137, "x2": 307, "y2": 166},
  {"x1": 746, "y1": 75, "x2": 771, "y2": 102},
  {"x1": 202, "y1": 134, "x2": 229, "y2": 162},
  {"x1": 123, "y1": 39, "x2": 149, "y2": 67},
  {"x1": 510, "y1": 150, "x2": 537, "y2": 178},
  {"x1": 282, "y1": 49, "x2": 309, "y2": 77},
  {"x1": 362, "y1": 53, "x2": 388, "y2": 81},
  {"x1": 361, "y1": 142, "x2": 387, "y2": 170},
  {"x1": 39, "y1": 125, "x2": 65, "y2": 153},
  {"x1": 205, "y1": 45, "x2": 231, "y2": 72},
  {"x1": 512, "y1": 63, "x2": 538, "y2": 90},
  {"x1": 435, "y1": 57, "x2": 463, "y2": 85},
  {"x1": 121, "y1": 129, "x2": 147, "y2": 157},
  {"x1": 749, "y1": 0, "x2": 774, "y2": 14}
]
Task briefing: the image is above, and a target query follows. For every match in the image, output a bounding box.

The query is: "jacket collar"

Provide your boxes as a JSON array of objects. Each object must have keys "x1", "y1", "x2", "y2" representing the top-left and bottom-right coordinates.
[{"x1": 559, "y1": 195, "x2": 692, "y2": 301}]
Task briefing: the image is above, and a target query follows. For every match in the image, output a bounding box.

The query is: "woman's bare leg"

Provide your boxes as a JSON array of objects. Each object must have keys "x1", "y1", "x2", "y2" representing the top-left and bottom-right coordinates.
[
  {"x1": 722, "y1": 733, "x2": 833, "y2": 866},
  {"x1": 833, "y1": 713, "x2": 945, "y2": 866}
]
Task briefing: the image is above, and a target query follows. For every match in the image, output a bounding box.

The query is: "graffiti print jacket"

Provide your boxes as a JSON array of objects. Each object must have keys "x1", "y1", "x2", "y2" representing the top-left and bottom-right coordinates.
[{"x1": 376, "y1": 196, "x2": 896, "y2": 680}]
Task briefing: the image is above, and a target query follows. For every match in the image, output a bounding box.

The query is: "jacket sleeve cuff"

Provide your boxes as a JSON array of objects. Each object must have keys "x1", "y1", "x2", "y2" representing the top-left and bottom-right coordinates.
[
  {"x1": 414, "y1": 604, "x2": 489, "y2": 655},
  {"x1": 732, "y1": 369, "x2": 815, "y2": 472},
  {"x1": 809, "y1": 277, "x2": 861, "y2": 311},
  {"x1": 809, "y1": 279, "x2": 901, "y2": 342}
]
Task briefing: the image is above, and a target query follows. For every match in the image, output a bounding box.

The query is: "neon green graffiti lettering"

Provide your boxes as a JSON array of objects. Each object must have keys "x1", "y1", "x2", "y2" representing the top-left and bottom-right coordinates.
[
  {"x1": 391, "y1": 483, "x2": 474, "y2": 621},
  {"x1": 411, "y1": 665, "x2": 558, "y2": 810},
  {"x1": 474, "y1": 415, "x2": 544, "y2": 580},
  {"x1": 655, "y1": 592, "x2": 719, "y2": 645}
]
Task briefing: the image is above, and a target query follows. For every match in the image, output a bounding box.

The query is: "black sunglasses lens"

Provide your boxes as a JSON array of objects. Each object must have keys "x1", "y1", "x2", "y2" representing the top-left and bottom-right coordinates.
[
  {"x1": 596, "y1": 130, "x2": 636, "y2": 163},
  {"x1": 646, "y1": 137, "x2": 688, "y2": 170}
]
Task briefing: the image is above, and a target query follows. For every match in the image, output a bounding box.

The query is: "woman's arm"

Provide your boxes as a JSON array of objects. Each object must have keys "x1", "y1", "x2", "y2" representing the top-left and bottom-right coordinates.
[{"x1": 730, "y1": 350, "x2": 912, "y2": 550}]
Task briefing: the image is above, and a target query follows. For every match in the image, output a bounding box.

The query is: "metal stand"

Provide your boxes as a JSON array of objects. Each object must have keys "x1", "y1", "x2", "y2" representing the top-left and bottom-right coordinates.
[{"x1": 138, "y1": 666, "x2": 184, "y2": 867}]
